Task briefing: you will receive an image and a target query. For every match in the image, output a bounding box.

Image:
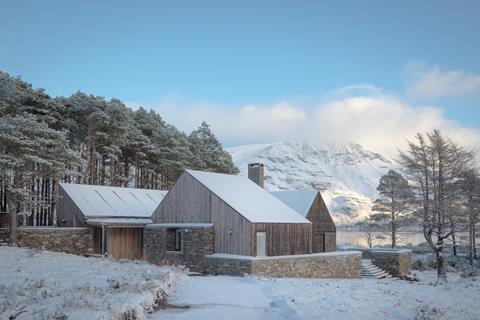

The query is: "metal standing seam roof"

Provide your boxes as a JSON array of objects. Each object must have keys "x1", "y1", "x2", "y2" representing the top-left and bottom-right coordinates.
[
  {"x1": 271, "y1": 190, "x2": 319, "y2": 217},
  {"x1": 186, "y1": 170, "x2": 311, "y2": 224},
  {"x1": 59, "y1": 183, "x2": 168, "y2": 219}
]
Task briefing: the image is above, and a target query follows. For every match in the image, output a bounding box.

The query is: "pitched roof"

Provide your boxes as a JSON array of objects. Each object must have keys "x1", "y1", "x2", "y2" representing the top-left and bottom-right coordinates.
[
  {"x1": 60, "y1": 183, "x2": 167, "y2": 219},
  {"x1": 186, "y1": 170, "x2": 310, "y2": 224},
  {"x1": 271, "y1": 190, "x2": 318, "y2": 217}
]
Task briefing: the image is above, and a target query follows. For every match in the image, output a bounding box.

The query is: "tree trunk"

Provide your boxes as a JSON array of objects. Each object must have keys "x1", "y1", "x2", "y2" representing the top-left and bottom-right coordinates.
[
  {"x1": 391, "y1": 212, "x2": 397, "y2": 248},
  {"x1": 474, "y1": 223, "x2": 478, "y2": 260},
  {"x1": 469, "y1": 221, "x2": 474, "y2": 265},
  {"x1": 436, "y1": 236, "x2": 448, "y2": 282},
  {"x1": 452, "y1": 232, "x2": 457, "y2": 257},
  {"x1": 6, "y1": 190, "x2": 17, "y2": 245}
]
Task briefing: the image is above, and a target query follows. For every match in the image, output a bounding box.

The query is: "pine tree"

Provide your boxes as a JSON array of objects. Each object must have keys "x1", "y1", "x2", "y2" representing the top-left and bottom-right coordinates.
[
  {"x1": 188, "y1": 121, "x2": 238, "y2": 174},
  {"x1": 372, "y1": 170, "x2": 414, "y2": 248},
  {"x1": 0, "y1": 115, "x2": 80, "y2": 242}
]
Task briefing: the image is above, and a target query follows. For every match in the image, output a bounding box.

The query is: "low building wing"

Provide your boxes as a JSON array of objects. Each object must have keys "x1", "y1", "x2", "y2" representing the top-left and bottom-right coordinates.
[{"x1": 59, "y1": 183, "x2": 167, "y2": 225}]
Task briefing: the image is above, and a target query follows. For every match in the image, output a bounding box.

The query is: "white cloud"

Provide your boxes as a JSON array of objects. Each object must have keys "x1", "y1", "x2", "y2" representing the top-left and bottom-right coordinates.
[
  {"x1": 406, "y1": 61, "x2": 480, "y2": 99},
  {"x1": 136, "y1": 86, "x2": 480, "y2": 158}
]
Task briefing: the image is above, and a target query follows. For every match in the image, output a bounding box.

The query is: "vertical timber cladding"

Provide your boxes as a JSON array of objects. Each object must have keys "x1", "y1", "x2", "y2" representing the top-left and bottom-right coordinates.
[
  {"x1": 57, "y1": 185, "x2": 86, "y2": 227},
  {"x1": 210, "y1": 191, "x2": 252, "y2": 255},
  {"x1": 307, "y1": 192, "x2": 336, "y2": 253},
  {"x1": 153, "y1": 172, "x2": 212, "y2": 223},
  {"x1": 106, "y1": 227, "x2": 143, "y2": 260},
  {"x1": 153, "y1": 172, "x2": 253, "y2": 256},
  {"x1": 251, "y1": 223, "x2": 312, "y2": 256}
]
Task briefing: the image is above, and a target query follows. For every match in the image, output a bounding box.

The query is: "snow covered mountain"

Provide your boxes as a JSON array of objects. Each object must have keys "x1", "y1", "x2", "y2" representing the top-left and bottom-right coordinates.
[{"x1": 226, "y1": 142, "x2": 396, "y2": 225}]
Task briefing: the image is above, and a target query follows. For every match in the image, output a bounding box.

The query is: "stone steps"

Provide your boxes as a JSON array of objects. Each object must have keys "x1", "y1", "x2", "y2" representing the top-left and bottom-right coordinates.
[{"x1": 361, "y1": 259, "x2": 392, "y2": 279}]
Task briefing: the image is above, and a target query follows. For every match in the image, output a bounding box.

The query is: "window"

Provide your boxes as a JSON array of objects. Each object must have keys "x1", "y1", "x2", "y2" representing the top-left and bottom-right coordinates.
[{"x1": 167, "y1": 228, "x2": 182, "y2": 251}]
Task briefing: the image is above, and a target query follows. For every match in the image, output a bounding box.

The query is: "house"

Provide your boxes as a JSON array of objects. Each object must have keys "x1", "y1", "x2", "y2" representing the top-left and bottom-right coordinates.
[
  {"x1": 57, "y1": 183, "x2": 167, "y2": 259},
  {"x1": 151, "y1": 169, "x2": 312, "y2": 256},
  {"x1": 271, "y1": 190, "x2": 336, "y2": 252}
]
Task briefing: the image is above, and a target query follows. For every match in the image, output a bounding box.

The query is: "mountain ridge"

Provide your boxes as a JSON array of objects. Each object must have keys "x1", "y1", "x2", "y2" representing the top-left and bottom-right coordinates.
[{"x1": 226, "y1": 141, "x2": 397, "y2": 225}]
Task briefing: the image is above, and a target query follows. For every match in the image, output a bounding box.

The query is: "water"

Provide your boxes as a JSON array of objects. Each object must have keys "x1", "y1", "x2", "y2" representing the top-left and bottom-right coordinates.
[{"x1": 337, "y1": 231, "x2": 426, "y2": 248}]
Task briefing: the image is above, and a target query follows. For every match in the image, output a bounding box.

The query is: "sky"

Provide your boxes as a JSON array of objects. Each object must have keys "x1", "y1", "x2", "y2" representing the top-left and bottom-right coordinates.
[{"x1": 1, "y1": 0, "x2": 479, "y2": 155}]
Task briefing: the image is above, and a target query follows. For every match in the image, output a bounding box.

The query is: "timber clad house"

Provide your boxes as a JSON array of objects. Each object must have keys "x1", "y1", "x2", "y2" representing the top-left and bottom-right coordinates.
[
  {"x1": 152, "y1": 168, "x2": 313, "y2": 256},
  {"x1": 48, "y1": 163, "x2": 389, "y2": 279}
]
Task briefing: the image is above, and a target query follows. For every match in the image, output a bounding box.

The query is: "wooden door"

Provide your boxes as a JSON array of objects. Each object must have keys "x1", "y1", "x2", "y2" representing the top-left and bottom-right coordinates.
[
  {"x1": 106, "y1": 227, "x2": 143, "y2": 260},
  {"x1": 92, "y1": 227, "x2": 103, "y2": 254}
]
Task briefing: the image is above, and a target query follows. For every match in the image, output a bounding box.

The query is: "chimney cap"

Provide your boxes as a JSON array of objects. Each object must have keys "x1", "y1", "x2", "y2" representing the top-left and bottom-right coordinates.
[{"x1": 248, "y1": 163, "x2": 264, "y2": 167}]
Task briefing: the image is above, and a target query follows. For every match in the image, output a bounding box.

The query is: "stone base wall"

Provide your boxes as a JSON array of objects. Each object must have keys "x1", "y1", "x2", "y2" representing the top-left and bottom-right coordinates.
[
  {"x1": 208, "y1": 251, "x2": 362, "y2": 279},
  {"x1": 143, "y1": 224, "x2": 214, "y2": 273},
  {"x1": 207, "y1": 256, "x2": 253, "y2": 276},
  {"x1": 0, "y1": 227, "x2": 93, "y2": 255},
  {"x1": 369, "y1": 249, "x2": 412, "y2": 276}
]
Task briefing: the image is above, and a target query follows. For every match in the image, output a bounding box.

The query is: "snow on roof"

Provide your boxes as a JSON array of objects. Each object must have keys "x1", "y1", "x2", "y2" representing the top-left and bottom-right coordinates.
[
  {"x1": 60, "y1": 183, "x2": 167, "y2": 218},
  {"x1": 186, "y1": 170, "x2": 310, "y2": 224},
  {"x1": 271, "y1": 190, "x2": 318, "y2": 216}
]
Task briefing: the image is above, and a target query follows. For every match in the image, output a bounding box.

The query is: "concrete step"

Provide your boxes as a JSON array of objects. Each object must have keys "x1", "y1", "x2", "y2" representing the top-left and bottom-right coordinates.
[{"x1": 361, "y1": 259, "x2": 392, "y2": 279}]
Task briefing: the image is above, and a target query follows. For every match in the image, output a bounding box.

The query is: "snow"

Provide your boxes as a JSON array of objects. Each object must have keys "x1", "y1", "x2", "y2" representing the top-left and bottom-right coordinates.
[
  {"x1": 227, "y1": 142, "x2": 397, "y2": 224},
  {"x1": 186, "y1": 170, "x2": 310, "y2": 224},
  {"x1": 154, "y1": 273, "x2": 480, "y2": 320},
  {"x1": 60, "y1": 183, "x2": 167, "y2": 218},
  {"x1": 271, "y1": 190, "x2": 318, "y2": 216},
  {"x1": 209, "y1": 251, "x2": 360, "y2": 260},
  {"x1": 0, "y1": 246, "x2": 185, "y2": 320}
]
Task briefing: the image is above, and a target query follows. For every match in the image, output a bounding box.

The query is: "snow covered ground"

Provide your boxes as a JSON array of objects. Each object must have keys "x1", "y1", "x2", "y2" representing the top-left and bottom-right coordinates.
[
  {"x1": 2, "y1": 246, "x2": 479, "y2": 320},
  {"x1": 0, "y1": 246, "x2": 186, "y2": 320},
  {"x1": 157, "y1": 273, "x2": 480, "y2": 320}
]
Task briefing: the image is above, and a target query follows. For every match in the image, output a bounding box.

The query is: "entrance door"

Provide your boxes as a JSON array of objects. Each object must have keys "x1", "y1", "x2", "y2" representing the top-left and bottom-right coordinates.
[{"x1": 256, "y1": 232, "x2": 267, "y2": 256}]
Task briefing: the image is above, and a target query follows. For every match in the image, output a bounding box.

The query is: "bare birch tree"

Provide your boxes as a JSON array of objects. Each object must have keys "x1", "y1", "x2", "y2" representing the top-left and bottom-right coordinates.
[{"x1": 399, "y1": 129, "x2": 475, "y2": 281}]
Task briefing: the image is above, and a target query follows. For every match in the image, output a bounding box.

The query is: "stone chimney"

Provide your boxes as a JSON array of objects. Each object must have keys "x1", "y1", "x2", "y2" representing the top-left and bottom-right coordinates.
[{"x1": 248, "y1": 163, "x2": 264, "y2": 188}]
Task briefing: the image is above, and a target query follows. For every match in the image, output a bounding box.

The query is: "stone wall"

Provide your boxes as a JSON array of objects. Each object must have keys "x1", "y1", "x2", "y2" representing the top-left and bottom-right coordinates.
[
  {"x1": 208, "y1": 251, "x2": 362, "y2": 279},
  {"x1": 370, "y1": 249, "x2": 412, "y2": 276},
  {"x1": 207, "y1": 255, "x2": 253, "y2": 276},
  {"x1": 143, "y1": 224, "x2": 214, "y2": 273},
  {"x1": 0, "y1": 227, "x2": 93, "y2": 255}
]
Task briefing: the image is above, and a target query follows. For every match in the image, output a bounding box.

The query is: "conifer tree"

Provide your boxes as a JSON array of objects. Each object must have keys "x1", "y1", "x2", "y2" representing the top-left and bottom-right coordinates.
[
  {"x1": 188, "y1": 121, "x2": 238, "y2": 174},
  {"x1": 372, "y1": 170, "x2": 414, "y2": 248},
  {"x1": 0, "y1": 115, "x2": 80, "y2": 242}
]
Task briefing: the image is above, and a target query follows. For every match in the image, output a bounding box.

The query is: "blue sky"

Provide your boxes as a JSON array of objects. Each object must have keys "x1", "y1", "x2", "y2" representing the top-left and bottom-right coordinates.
[{"x1": 1, "y1": 1, "x2": 479, "y2": 150}]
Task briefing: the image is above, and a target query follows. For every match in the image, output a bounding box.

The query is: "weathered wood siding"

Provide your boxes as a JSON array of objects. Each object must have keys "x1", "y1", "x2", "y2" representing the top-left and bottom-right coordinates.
[
  {"x1": 210, "y1": 192, "x2": 252, "y2": 255},
  {"x1": 252, "y1": 223, "x2": 312, "y2": 256},
  {"x1": 153, "y1": 172, "x2": 211, "y2": 223},
  {"x1": 57, "y1": 186, "x2": 86, "y2": 227},
  {"x1": 106, "y1": 227, "x2": 143, "y2": 260},
  {"x1": 307, "y1": 192, "x2": 336, "y2": 252},
  {"x1": 324, "y1": 232, "x2": 336, "y2": 252},
  {"x1": 153, "y1": 172, "x2": 252, "y2": 255}
]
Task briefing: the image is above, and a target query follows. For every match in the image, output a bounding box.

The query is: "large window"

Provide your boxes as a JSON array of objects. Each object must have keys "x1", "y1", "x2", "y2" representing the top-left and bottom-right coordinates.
[{"x1": 167, "y1": 228, "x2": 182, "y2": 251}]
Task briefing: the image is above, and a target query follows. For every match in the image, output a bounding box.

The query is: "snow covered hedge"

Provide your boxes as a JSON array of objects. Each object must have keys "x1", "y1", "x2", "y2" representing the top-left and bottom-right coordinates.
[{"x1": 0, "y1": 246, "x2": 186, "y2": 320}]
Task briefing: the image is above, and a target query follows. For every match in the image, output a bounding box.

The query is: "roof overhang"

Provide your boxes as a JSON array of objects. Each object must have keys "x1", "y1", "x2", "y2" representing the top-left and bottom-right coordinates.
[{"x1": 85, "y1": 217, "x2": 152, "y2": 226}]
